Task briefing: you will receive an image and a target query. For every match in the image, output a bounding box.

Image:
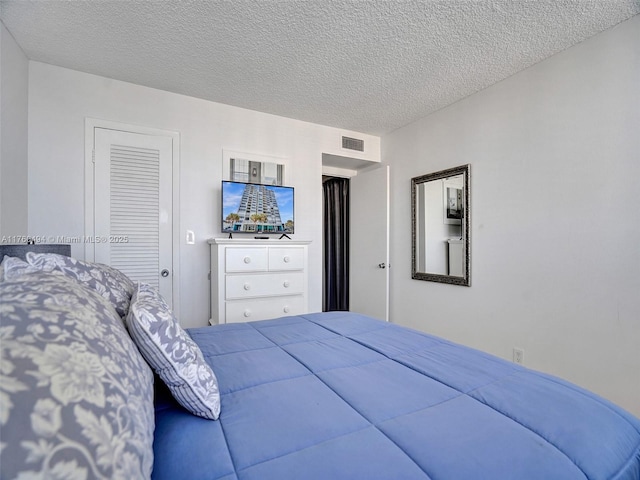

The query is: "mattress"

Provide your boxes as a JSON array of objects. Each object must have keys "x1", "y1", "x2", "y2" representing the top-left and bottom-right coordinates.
[{"x1": 152, "y1": 312, "x2": 640, "y2": 480}]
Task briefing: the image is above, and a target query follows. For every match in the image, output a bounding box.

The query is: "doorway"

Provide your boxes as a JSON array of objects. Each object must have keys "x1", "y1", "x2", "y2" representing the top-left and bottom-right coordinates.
[
  {"x1": 322, "y1": 164, "x2": 390, "y2": 321},
  {"x1": 322, "y1": 176, "x2": 350, "y2": 311}
]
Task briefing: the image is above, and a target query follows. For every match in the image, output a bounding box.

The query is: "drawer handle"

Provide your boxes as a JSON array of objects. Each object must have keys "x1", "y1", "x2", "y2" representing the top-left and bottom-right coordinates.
[
  {"x1": 243, "y1": 283, "x2": 251, "y2": 291},
  {"x1": 243, "y1": 310, "x2": 252, "y2": 318},
  {"x1": 243, "y1": 256, "x2": 251, "y2": 264},
  {"x1": 283, "y1": 306, "x2": 290, "y2": 313},
  {"x1": 283, "y1": 255, "x2": 290, "y2": 263},
  {"x1": 283, "y1": 281, "x2": 290, "y2": 288}
]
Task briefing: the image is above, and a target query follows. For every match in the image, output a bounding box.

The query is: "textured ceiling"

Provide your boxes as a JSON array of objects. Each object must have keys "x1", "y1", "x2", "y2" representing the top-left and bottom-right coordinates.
[{"x1": 1, "y1": 1, "x2": 638, "y2": 135}]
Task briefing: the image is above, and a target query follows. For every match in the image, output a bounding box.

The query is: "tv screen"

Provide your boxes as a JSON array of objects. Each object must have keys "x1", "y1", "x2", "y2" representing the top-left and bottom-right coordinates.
[{"x1": 222, "y1": 180, "x2": 294, "y2": 234}]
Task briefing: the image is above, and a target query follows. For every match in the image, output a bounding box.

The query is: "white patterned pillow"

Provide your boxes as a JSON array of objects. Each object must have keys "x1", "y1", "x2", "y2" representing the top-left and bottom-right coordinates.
[
  {"x1": 1, "y1": 255, "x2": 41, "y2": 281},
  {"x1": 0, "y1": 272, "x2": 155, "y2": 479},
  {"x1": 126, "y1": 283, "x2": 220, "y2": 420},
  {"x1": 26, "y1": 252, "x2": 135, "y2": 318}
]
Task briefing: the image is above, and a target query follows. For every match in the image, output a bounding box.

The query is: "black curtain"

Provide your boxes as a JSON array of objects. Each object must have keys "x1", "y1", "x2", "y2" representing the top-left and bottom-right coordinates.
[{"x1": 323, "y1": 177, "x2": 349, "y2": 311}]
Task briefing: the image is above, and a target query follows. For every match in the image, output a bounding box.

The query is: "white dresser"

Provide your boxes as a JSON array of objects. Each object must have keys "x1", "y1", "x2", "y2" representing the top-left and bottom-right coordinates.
[{"x1": 208, "y1": 238, "x2": 311, "y2": 324}]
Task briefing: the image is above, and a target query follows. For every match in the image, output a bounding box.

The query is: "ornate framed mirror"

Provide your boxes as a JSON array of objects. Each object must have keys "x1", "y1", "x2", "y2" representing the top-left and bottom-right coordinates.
[{"x1": 411, "y1": 164, "x2": 470, "y2": 286}]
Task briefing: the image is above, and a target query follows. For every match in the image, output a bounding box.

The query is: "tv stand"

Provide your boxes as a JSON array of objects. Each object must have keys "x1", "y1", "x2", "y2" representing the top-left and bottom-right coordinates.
[{"x1": 279, "y1": 234, "x2": 291, "y2": 240}]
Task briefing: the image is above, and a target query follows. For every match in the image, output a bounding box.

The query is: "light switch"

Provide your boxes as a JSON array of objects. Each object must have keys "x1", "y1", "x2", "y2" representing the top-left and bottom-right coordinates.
[{"x1": 186, "y1": 230, "x2": 195, "y2": 244}]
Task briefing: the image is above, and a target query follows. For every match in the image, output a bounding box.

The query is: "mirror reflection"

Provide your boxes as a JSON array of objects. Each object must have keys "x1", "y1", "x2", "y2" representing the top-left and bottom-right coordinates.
[{"x1": 411, "y1": 164, "x2": 470, "y2": 286}]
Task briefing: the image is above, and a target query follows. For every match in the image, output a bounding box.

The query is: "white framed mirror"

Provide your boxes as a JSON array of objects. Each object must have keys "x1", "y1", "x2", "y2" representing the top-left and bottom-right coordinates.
[{"x1": 411, "y1": 164, "x2": 470, "y2": 286}]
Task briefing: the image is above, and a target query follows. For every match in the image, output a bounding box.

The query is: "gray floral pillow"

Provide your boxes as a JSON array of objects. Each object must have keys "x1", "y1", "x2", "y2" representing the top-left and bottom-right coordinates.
[
  {"x1": 126, "y1": 283, "x2": 221, "y2": 420},
  {"x1": 0, "y1": 271, "x2": 155, "y2": 479},
  {"x1": 26, "y1": 252, "x2": 135, "y2": 319}
]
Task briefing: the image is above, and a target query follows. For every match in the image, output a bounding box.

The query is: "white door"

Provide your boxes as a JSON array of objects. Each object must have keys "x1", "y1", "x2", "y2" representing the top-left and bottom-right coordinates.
[
  {"x1": 91, "y1": 127, "x2": 175, "y2": 304},
  {"x1": 349, "y1": 165, "x2": 390, "y2": 321}
]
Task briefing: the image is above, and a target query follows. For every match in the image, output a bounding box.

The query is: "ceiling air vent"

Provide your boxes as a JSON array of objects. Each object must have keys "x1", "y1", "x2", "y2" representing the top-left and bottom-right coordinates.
[{"x1": 342, "y1": 136, "x2": 364, "y2": 152}]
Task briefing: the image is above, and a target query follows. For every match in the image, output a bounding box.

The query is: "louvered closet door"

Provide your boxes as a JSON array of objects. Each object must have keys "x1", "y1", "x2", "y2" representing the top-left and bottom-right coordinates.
[{"x1": 93, "y1": 128, "x2": 174, "y2": 304}]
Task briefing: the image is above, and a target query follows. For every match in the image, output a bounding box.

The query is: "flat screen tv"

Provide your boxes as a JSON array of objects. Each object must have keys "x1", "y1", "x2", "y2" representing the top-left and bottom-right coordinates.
[{"x1": 222, "y1": 180, "x2": 294, "y2": 235}]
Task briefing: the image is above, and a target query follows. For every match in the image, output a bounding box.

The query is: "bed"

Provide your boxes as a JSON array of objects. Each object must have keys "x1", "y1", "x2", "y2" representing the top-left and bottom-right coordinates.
[
  {"x1": 1, "y1": 253, "x2": 639, "y2": 480},
  {"x1": 154, "y1": 312, "x2": 640, "y2": 480}
]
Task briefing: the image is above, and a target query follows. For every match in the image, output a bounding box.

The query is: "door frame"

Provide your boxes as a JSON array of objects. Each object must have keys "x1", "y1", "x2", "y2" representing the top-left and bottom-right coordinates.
[{"x1": 84, "y1": 118, "x2": 181, "y2": 316}]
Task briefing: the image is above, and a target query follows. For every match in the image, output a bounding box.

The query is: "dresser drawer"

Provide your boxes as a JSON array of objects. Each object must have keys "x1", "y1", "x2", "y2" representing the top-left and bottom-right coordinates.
[
  {"x1": 226, "y1": 295, "x2": 305, "y2": 323},
  {"x1": 268, "y1": 246, "x2": 305, "y2": 270},
  {"x1": 226, "y1": 272, "x2": 304, "y2": 299},
  {"x1": 225, "y1": 247, "x2": 268, "y2": 272}
]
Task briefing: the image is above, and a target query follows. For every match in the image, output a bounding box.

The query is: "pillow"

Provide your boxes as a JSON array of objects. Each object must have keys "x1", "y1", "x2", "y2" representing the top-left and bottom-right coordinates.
[
  {"x1": 26, "y1": 252, "x2": 135, "y2": 318},
  {"x1": 1, "y1": 255, "x2": 41, "y2": 281},
  {"x1": 0, "y1": 272, "x2": 155, "y2": 479},
  {"x1": 126, "y1": 283, "x2": 220, "y2": 420}
]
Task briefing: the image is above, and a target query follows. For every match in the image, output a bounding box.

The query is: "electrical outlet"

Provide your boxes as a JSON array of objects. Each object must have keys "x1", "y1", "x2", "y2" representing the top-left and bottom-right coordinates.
[{"x1": 513, "y1": 347, "x2": 524, "y2": 365}]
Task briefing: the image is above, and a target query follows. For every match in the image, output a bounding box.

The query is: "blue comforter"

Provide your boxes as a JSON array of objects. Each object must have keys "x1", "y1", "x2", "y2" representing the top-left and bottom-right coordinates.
[{"x1": 153, "y1": 312, "x2": 640, "y2": 479}]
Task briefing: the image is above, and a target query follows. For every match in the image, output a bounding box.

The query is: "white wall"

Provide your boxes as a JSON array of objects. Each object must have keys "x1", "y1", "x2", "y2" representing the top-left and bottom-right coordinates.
[
  {"x1": 385, "y1": 16, "x2": 640, "y2": 416},
  {"x1": 0, "y1": 21, "x2": 28, "y2": 236},
  {"x1": 27, "y1": 61, "x2": 379, "y2": 329}
]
